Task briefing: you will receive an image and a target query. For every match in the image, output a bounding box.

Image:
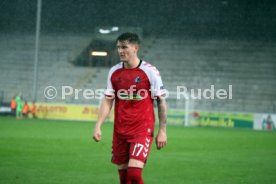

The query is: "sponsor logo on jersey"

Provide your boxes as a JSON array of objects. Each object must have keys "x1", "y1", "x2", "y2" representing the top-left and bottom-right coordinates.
[{"x1": 118, "y1": 94, "x2": 143, "y2": 100}]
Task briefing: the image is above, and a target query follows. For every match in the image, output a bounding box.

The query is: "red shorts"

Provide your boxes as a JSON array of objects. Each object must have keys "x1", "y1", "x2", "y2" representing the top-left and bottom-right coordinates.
[{"x1": 111, "y1": 132, "x2": 153, "y2": 165}]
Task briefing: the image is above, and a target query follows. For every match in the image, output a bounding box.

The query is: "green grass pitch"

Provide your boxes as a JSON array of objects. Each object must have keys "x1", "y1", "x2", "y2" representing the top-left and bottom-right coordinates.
[{"x1": 0, "y1": 116, "x2": 276, "y2": 184}]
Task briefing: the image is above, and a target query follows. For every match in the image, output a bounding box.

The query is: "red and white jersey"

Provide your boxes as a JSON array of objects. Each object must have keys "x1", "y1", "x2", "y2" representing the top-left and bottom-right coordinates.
[{"x1": 104, "y1": 60, "x2": 166, "y2": 136}]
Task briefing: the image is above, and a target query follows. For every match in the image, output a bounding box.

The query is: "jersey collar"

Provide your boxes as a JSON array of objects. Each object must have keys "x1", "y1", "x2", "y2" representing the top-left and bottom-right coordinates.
[{"x1": 122, "y1": 59, "x2": 142, "y2": 69}]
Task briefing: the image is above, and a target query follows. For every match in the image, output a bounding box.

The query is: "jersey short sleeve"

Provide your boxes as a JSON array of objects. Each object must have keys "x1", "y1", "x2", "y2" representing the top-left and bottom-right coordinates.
[
  {"x1": 151, "y1": 71, "x2": 166, "y2": 97},
  {"x1": 140, "y1": 62, "x2": 166, "y2": 97},
  {"x1": 104, "y1": 63, "x2": 122, "y2": 96},
  {"x1": 104, "y1": 69, "x2": 114, "y2": 96}
]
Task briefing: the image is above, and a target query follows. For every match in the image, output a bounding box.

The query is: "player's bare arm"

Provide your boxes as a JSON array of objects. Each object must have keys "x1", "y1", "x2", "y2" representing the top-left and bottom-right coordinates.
[
  {"x1": 93, "y1": 97, "x2": 114, "y2": 142},
  {"x1": 156, "y1": 97, "x2": 167, "y2": 150}
]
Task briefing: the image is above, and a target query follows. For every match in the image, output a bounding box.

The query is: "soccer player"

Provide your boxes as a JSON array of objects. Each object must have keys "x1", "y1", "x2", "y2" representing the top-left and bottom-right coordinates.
[
  {"x1": 16, "y1": 96, "x2": 23, "y2": 120},
  {"x1": 10, "y1": 96, "x2": 17, "y2": 116},
  {"x1": 92, "y1": 32, "x2": 167, "y2": 184},
  {"x1": 22, "y1": 101, "x2": 29, "y2": 118}
]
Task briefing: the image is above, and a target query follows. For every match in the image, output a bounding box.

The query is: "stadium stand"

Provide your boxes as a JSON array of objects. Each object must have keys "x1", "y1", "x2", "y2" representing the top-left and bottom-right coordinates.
[
  {"x1": 142, "y1": 36, "x2": 276, "y2": 113},
  {"x1": 0, "y1": 33, "x2": 96, "y2": 104},
  {"x1": 0, "y1": 33, "x2": 275, "y2": 113}
]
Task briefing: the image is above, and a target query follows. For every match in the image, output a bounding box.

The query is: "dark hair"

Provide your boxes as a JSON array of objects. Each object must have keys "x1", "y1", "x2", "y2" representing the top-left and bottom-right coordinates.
[{"x1": 116, "y1": 32, "x2": 140, "y2": 44}]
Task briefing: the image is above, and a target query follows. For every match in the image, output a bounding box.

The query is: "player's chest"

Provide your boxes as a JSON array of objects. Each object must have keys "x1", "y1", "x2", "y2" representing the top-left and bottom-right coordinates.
[{"x1": 111, "y1": 70, "x2": 150, "y2": 90}]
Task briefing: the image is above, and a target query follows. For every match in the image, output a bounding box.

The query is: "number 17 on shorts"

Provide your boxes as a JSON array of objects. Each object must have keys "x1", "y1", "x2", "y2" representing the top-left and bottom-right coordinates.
[{"x1": 130, "y1": 136, "x2": 153, "y2": 162}]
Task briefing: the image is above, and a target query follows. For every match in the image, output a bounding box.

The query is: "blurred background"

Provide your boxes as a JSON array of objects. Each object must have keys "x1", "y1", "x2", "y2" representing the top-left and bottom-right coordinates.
[
  {"x1": 0, "y1": 0, "x2": 275, "y2": 115},
  {"x1": 1, "y1": 2, "x2": 276, "y2": 183}
]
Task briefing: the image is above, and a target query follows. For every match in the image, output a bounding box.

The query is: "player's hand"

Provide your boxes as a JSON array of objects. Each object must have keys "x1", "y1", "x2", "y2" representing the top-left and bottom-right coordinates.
[
  {"x1": 155, "y1": 129, "x2": 167, "y2": 150},
  {"x1": 93, "y1": 127, "x2": 102, "y2": 142}
]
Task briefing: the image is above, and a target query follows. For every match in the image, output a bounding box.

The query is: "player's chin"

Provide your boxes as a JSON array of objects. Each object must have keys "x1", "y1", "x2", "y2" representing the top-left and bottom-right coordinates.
[{"x1": 120, "y1": 58, "x2": 127, "y2": 62}]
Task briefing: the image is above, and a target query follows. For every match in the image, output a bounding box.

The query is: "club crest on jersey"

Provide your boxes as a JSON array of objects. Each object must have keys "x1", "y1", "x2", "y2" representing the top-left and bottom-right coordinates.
[{"x1": 134, "y1": 76, "x2": 140, "y2": 84}]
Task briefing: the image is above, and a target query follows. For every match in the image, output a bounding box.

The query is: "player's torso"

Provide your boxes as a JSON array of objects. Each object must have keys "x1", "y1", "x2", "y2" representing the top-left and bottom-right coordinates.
[
  {"x1": 110, "y1": 67, "x2": 155, "y2": 136},
  {"x1": 111, "y1": 68, "x2": 151, "y2": 98}
]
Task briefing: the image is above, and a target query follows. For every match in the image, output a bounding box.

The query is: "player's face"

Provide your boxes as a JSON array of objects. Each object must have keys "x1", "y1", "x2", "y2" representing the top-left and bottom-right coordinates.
[{"x1": 117, "y1": 41, "x2": 138, "y2": 62}]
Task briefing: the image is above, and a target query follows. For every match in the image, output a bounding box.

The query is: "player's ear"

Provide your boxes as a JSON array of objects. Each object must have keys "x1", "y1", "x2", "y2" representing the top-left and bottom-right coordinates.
[{"x1": 134, "y1": 44, "x2": 139, "y2": 51}]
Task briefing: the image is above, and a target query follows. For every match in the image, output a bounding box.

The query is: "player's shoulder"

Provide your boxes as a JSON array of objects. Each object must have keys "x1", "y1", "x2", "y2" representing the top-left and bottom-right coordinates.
[
  {"x1": 109, "y1": 62, "x2": 123, "y2": 74},
  {"x1": 111, "y1": 62, "x2": 123, "y2": 70},
  {"x1": 140, "y1": 60, "x2": 161, "y2": 77}
]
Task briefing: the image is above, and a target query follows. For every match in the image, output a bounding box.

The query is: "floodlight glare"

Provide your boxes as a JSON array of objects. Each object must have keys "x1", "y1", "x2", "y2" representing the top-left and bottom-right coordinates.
[
  {"x1": 91, "y1": 51, "x2": 108, "y2": 56},
  {"x1": 99, "y1": 29, "x2": 111, "y2": 34}
]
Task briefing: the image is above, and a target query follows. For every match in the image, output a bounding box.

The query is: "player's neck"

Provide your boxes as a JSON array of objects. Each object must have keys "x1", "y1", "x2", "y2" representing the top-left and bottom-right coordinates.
[{"x1": 124, "y1": 57, "x2": 140, "y2": 69}]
